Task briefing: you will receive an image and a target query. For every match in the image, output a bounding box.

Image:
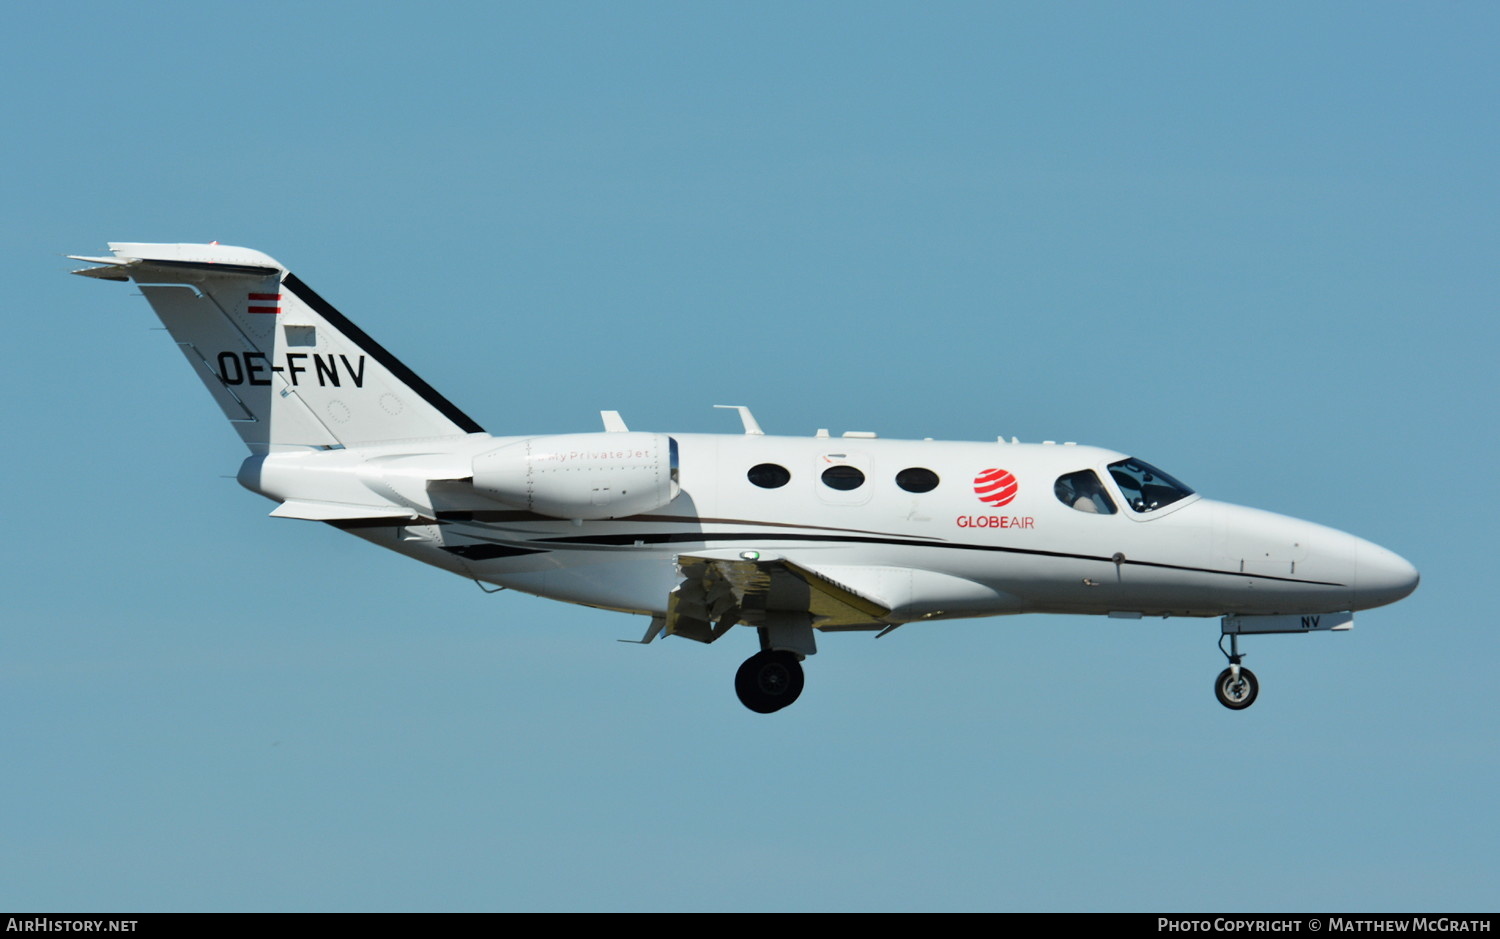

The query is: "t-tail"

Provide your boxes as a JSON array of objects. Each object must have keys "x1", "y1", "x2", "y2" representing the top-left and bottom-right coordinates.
[{"x1": 71, "y1": 243, "x2": 484, "y2": 452}]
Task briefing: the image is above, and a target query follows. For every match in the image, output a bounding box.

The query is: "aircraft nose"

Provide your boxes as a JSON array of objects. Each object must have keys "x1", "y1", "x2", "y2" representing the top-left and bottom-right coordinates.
[{"x1": 1354, "y1": 540, "x2": 1420, "y2": 610}]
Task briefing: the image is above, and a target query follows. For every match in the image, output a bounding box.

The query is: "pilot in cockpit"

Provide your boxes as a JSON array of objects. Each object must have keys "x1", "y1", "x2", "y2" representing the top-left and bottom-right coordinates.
[{"x1": 1055, "y1": 470, "x2": 1116, "y2": 515}]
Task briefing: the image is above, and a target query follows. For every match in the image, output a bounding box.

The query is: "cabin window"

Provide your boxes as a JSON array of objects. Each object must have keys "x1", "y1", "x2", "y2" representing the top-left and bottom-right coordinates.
[
  {"x1": 1054, "y1": 470, "x2": 1117, "y2": 515},
  {"x1": 747, "y1": 463, "x2": 791, "y2": 489},
  {"x1": 821, "y1": 465, "x2": 866, "y2": 491},
  {"x1": 896, "y1": 467, "x2": 940, "y2": 493},
  {"x1": 1107, "y1": 458, "x2": 1194, "y2": 513}
]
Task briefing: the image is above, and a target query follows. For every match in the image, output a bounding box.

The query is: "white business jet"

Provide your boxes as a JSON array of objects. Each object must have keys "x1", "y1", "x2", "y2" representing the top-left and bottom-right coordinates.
[{"x1": 72, "y1": 243, "x2": 1419, "y2": 713}]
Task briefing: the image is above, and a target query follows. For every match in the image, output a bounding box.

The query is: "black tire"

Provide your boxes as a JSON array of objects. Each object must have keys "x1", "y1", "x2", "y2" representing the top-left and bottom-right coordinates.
[
  {"x1": 1215, "y1": 666, "x2": 1259, "y2": 710},
  {"x1": 734, "y1": 650, "x2": 805, "y2": 713}
]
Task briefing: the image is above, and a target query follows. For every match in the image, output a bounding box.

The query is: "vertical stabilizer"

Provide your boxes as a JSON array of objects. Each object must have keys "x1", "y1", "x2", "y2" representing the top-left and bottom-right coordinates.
[{"x1": 73, "y1": 243, "x2": 484, "y2": 451}]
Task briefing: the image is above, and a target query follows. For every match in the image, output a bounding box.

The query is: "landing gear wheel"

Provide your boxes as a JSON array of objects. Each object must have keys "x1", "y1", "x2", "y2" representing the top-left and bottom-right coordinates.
[
  {"x1": 1215, "y1": 666, "x2": 1259, "y2": 710},
  {"x1": 735, "y1": 650, "x2": 805, "y2": 714}
]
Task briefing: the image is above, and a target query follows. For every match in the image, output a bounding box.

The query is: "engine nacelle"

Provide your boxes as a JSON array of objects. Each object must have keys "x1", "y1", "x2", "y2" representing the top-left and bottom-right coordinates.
[{"x1": 470, "y1": 432, "x2": 680, "y2": 520}]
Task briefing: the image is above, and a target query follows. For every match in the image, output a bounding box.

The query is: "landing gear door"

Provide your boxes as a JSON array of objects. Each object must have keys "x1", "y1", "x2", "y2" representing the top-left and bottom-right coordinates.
[{"x1": 1223, "y1": 612, "x2": 1354, "y2": 634}]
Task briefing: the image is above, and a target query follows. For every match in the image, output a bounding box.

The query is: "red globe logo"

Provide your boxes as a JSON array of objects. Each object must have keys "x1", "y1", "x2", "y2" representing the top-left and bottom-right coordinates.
[{"x1": 973, "y1": 468, "x2": 1019, "y2": 507}]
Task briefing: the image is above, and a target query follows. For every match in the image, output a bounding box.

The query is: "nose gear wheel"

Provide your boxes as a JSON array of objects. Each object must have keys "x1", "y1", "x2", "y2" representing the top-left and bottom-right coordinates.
[{"x1": 1214, "y1": 666, "x2": 1259, "y2": 709}]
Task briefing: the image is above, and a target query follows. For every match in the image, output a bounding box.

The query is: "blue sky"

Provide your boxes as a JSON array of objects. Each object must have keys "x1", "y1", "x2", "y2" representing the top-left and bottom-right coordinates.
[{"x1": 3, "y1": 1, "x2": 1495, "y2": 911}]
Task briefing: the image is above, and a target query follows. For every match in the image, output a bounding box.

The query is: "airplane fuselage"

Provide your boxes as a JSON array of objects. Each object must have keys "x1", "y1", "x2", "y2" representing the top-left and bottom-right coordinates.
[
  {"x1": 239, "y1": 431, "x2": 1415, "y2": 627},
  {"x1": 74, "y1": 241, "x2": 1419, "y2": 712}
]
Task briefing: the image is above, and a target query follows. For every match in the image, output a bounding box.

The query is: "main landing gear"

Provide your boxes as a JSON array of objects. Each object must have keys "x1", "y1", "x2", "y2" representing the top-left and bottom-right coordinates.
[
  {"x1": 1215, "y1": 632, "x2": 1258, "y2": 710},
  {"x1": 733, "y1": 621, "x2": 814, "y2": 714},
  {"x1": 735, "y1": 649, "x2": 805, "y2": 713}
]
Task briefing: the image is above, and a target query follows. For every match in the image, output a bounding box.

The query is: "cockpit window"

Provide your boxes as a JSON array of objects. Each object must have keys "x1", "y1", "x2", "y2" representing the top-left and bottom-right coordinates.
[
  {"x1": 1055, "y1": 470, "x2": 1117, "y2": 515},
  {"x1": 1107, "y1": 458, "x2": 1194, "y2": 513}
]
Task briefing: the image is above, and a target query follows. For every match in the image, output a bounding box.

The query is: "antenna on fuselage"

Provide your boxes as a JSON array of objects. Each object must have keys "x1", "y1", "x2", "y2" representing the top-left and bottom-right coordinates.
[
  {"x1": 713, "y1": 404, "x2": 765, "y2": 435},
  {"x1": 600, "y1": 410, "x2": 630, "y2": 432}
]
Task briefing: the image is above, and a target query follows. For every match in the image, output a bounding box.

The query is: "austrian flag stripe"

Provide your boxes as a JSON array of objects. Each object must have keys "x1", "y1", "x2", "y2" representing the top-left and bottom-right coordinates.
[{"x1": 247, "y1": 292, "x2": 282, "y2": 314}]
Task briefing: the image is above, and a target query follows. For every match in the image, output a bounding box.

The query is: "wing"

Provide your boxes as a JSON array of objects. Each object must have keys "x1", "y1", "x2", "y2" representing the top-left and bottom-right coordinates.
[{"x1": 665, "y1": 554, "x2": 892, "y2": 644}]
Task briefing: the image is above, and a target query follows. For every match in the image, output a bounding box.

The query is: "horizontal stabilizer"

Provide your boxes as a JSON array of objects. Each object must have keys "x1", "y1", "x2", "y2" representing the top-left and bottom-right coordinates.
[
  {"x1": 69, "y1": 256, "x2": 133, "y2": 280},
  {"x1": 71, "y1": 243, "x2": 284, "y2": 280}
]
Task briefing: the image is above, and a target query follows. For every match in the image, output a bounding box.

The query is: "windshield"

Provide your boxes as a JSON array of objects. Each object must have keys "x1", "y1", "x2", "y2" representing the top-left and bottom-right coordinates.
[{"x1": 1107, "y1": 458, "x2": 1194, "y2": 513}]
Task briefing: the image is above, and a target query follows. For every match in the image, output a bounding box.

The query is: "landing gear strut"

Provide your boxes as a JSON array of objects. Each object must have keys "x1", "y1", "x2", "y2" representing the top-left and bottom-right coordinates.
[
  {"x1": 1215, "y1": 632, "x2": 1258, "y2": 710},
  {"x1": 735, "y1": 650, "x2": 805, "y2": 713}
]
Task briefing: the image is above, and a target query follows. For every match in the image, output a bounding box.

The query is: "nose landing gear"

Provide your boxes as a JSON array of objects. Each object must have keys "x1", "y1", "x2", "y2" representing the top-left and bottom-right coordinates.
[
  {"x1": 1215, "y1": 632, "x2": 1258, "y2": 710},
  {"x1": 1215, "y1": 665, "x2": 1259, "y2": 709}
]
